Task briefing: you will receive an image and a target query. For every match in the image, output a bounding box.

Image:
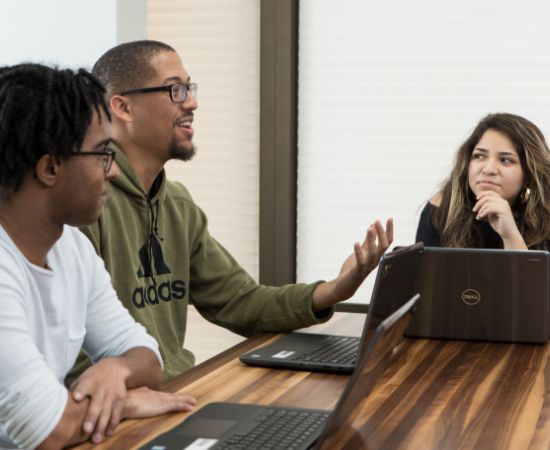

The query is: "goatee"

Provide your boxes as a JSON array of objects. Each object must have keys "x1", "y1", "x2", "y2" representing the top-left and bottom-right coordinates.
[{"x1": 168, "y1": 139, "x2": 196, "y2": 161}]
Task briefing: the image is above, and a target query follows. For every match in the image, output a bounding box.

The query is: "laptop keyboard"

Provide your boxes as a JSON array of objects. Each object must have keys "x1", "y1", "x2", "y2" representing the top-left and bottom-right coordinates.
[
  {"x1": 291, "y1": 336, "x2": 360, "y2": 365},
  {"x1": 217, "y1": 408, "x2": 330, "y2": 450}
]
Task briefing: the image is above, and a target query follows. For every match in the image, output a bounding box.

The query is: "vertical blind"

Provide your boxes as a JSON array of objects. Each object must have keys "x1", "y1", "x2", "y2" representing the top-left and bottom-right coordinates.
[
  {"x1": 148, "y1": 0, "x2": 260, "y2": 279},
  {"x1": 297, "y1": 0, "x2": 550, "y2": 303}
]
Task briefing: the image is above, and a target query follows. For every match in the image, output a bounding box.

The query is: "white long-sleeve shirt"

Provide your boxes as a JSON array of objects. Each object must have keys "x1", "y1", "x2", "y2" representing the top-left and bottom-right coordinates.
[{"x1": 0, "y1": 225, "x2": 162, "y2": 449}]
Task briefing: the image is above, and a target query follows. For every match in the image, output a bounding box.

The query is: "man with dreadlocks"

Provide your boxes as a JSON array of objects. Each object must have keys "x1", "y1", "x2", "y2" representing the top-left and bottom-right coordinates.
[
  {"x1": 67, "y1": 40, "x2": 393, "y2": 383},
  {"x1": 0, "y1": 64, "x2": 195, "y2": 450}
]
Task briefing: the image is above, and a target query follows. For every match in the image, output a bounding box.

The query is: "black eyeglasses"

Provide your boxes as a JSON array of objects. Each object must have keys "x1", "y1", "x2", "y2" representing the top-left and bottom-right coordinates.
[
  {"x1": 70, "y1": 146, "x2": 116, "y2": 174},
  {"x1": 120, "y1": 82, "x2": 198, "y2": 104}
]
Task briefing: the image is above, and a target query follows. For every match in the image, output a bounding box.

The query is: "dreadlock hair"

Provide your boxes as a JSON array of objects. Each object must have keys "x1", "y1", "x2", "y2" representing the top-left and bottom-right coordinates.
[
  {"x1": 0, "y1": 63, "x2": 110, "y2": 195},
  {"x1": 433, "y1": 113, "x2": 550, "y2": 250},
  {"x1": 92, "y1": 40, "x2": 176, "y2": 94}
]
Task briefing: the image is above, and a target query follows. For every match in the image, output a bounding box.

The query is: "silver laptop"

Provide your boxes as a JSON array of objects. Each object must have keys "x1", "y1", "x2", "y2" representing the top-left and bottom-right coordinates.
[
  {"x1": 405, "y1": 247, "x2": 550, "y2": 343},
  {"x1": 238, "y1": 243, "x2": 424, "y2": 373},
  {"x1": 138, "y1": 293, "x2": 420, "y2": 450}
]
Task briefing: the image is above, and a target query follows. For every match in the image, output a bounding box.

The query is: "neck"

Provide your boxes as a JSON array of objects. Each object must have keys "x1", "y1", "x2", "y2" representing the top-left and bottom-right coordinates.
[
  {"x1": 129, "y1": 152, "x2": 164, "y2": 194},
  {"x1": 114, "y1": 137, "x2": 165, "y2": 194},
  {"x1": 0, "y1": 195, "x2": 62, "y2": 268}
]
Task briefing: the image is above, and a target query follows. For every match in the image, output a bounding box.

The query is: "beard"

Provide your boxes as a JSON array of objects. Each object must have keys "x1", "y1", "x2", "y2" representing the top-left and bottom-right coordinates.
[{"x1": 168, "y1": 136, "x2": 196, "y2": 161}]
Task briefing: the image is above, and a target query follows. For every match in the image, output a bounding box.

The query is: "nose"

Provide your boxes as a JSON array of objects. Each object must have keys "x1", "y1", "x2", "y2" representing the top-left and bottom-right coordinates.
[
  {"x1": 481, "y1": 157, "x2": 498, "y2": 174},
  {"x1": 106, "y1": 161, "x2": 119, "y2": 180},
  {"x1": 181, "y1": 90, "x2": 198, "y2": 111}
]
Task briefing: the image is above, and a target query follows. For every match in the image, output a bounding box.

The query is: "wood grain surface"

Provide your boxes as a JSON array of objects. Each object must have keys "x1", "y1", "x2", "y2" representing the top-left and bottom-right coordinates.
[{"x1": 71, "y1": 313, "x2": 550, "y2": 450}]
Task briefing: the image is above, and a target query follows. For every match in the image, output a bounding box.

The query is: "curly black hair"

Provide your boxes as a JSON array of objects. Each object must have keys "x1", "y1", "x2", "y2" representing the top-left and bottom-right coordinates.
[{"x1": 0, "y1": 63, "x2": 110, "y2": 193}]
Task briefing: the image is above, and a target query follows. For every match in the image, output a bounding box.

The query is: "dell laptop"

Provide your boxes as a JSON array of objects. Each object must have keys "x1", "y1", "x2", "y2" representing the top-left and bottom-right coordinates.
[
  {"x1": 405, "y1": 247, "x2": 550, "y2": 343},
  {"x1": 138, "y1": 294, "x2": 420, "y2": 450}
]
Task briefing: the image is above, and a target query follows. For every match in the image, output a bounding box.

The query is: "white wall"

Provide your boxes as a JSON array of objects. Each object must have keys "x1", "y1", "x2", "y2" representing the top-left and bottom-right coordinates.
[
  {"x1": 0, "y1": 0, "x2": 146, "y2": 68},
  {"x1": 297, "y1": 0, "x2": 550, "y2": 304}
]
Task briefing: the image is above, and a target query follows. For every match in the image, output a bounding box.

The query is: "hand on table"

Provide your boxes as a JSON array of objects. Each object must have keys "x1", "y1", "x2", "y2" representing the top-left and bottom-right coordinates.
[
  {"x1": 123, "y1": 386, "x2": 196, "y2": 419},
  {"x1": 70, "y1": 358, "x2": 129, "y2": 443}
]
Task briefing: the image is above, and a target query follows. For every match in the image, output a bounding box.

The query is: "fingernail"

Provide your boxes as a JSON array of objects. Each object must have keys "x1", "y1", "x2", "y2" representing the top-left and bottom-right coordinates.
[
  {"x1": 93, "y1": 432, "x2": 103, "y2": 443},
  {"x1": 73, "y1": 391, "x2": 83, "y2": 401},
  {"x1": 84, "y1": 421, "x2": 94, "y2": 433}
]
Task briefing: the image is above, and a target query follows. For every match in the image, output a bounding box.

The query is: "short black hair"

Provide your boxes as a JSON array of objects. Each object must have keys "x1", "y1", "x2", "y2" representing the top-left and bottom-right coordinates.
[
  {"x1": 0, "y1": 63, "x2": 110, "y2": 193},
  {"x1": 92, "y1": 40, "x2": 175, "y2": 94}
]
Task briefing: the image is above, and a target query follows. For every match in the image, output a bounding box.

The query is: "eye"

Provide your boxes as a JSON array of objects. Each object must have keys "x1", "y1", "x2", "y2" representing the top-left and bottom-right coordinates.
[{"x1": 471, "y1": 152, "x2": 484, "y2": 160}]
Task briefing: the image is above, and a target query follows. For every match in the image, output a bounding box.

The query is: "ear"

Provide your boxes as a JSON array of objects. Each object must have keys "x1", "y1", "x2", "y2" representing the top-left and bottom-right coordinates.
[
  {"x1": 110, "y1": 94, "x2": 133, "y2": 123},
  {"x1": 34, "y1": 154, "x2": 59, "y2": 187}
]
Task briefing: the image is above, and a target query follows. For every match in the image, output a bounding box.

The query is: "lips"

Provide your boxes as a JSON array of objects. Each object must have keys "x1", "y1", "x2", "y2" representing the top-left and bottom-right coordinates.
[
  {"x1": 175, "y1": 116, "x2": 194, "y2": 128},
  {"x1": 175, "y1": 116, "x2": 194, "y2": 137},
  {"x1": 477, "y1": 180, "x2": 499, "y2": 187}
]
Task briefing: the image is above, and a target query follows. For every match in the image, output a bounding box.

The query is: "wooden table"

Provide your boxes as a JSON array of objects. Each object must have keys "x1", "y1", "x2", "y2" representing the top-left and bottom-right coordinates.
[{"x1": 73, "y1": 313, "x2": 550, "y2": 450}]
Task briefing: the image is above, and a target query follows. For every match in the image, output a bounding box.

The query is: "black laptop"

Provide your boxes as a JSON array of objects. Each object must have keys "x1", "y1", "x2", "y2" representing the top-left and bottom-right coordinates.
[
  {"x1": 405, "y1": 247, "x2": 550, "y2": 343},
  {"x1": 238, "y1": 243, "x2": 424, "y2": 373},
  {"x1": 138, "y1": 294, "x2": 420, "y2": 450}
]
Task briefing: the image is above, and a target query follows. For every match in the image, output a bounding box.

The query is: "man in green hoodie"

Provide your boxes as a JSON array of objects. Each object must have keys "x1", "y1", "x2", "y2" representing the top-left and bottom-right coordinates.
[{"x1": 69, "y1": 40, "x2": 393, "y2": 382}]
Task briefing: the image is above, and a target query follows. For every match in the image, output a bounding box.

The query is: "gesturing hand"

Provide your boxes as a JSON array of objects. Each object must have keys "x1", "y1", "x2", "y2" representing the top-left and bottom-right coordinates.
[
  {"x1": 350, "y1": 218, "x2": 393, "y2": 275},
  {"x1": 312, "y1": 218, "x2": 393, "y2": 311}
]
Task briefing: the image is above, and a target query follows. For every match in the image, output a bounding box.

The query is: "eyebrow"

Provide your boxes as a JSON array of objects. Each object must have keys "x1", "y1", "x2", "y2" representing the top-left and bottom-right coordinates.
[
  {"x1": 473, "y1": 147, "x2": 518, "y2": 157},
  {"x1": 162, "y1": 75, "x2": 191, "y2": 85}
]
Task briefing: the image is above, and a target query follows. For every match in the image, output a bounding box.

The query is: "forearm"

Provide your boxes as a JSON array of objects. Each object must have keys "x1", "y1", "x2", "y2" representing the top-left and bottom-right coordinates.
[
  {"x1": 117, "y1": 347, "x2": 163, "y2": 390},
  {"x1": 36, "y1": 396, "x2": 91, "y2": 450},
  {"x1": 502, "y1": 233, "x2": 528, "y2": 250},
  {"x1": 500, "y1": 225, "x2": 528, "y2": 250},
  {"x1": 312, "y1": 280, "x2": 340, "y2": 312}
]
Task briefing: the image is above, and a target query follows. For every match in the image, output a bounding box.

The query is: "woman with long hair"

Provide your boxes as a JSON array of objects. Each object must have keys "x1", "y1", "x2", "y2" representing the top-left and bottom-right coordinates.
[{"x1": 416, "y1": 113, "x2": 550, "y2": 250}]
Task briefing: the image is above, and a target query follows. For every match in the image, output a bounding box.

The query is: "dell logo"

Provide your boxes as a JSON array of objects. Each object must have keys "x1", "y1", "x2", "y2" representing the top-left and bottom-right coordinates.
[{"x1": 462, "y1": 289, "x2": 481, "y2": 306}]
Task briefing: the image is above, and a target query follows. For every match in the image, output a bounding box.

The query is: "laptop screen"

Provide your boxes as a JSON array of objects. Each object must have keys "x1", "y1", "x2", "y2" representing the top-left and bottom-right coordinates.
[{"x1": 316, "y1": 294, "x2": 419, "y2": 449}]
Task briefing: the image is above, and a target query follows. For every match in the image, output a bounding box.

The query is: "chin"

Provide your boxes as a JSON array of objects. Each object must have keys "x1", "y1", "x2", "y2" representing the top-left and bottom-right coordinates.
[
  {"x1": 76, "y1": 209, "x2": 104, "y2": 227},
  {"x1": 168, "y1": 139, "x2": 196, "y2": 162},
  {"x1": 170, "y1": 146, "x2": 196, "y2": 162}
]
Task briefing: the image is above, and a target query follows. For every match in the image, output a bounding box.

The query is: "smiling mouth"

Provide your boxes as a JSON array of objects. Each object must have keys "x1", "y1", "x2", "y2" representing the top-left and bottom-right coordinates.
[{"x1": 176, "y1": 119, "x2": 193, "y2": 129}]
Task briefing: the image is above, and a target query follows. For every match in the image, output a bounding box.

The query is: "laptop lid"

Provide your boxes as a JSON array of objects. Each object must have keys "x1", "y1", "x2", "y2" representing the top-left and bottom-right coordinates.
[
  {"x1": 239, "y1": 242, "x2": 424, "y2": 373},
  {"x1": 405, "y1": 247, "x2": 550, "y2": 343},
  {"x1": 314, "y1": 294, "x2": 419, "y2": 449}
]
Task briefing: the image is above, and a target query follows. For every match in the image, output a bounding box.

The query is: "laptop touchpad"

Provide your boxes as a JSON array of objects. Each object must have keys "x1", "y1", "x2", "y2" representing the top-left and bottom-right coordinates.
[{"x1": 178, "y1": 418, "x2": 237, "y2": 438}]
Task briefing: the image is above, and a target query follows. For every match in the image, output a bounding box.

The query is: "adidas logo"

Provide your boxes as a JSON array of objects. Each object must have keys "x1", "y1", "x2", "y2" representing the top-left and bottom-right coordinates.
[{"x1": 131, "y1": 280, "x2": 186, "y2": 308}]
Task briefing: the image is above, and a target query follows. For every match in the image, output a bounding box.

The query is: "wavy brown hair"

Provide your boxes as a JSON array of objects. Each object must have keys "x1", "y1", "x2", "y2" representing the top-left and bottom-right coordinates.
[{"x1": 433, "y1": 113, "x2": 550, "y2": 249}]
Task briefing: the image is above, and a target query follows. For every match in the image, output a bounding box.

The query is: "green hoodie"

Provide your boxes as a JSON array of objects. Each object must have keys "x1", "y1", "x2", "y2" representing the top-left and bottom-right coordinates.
[{"x1": 68, "y1": 149, "x2": 329, "y2": 381}]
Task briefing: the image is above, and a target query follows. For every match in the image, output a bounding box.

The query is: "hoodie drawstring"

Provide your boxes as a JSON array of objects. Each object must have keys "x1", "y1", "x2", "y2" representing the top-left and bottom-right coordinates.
[{"x1": 146, "y1": 198, "x2": 162, "y2": 286}]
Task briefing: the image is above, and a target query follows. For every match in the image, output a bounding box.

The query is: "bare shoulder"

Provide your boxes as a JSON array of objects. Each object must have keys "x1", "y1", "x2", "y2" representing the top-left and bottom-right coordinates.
[{"x1": 428, "y1": 193, "x2": 442, "y2": 207}]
